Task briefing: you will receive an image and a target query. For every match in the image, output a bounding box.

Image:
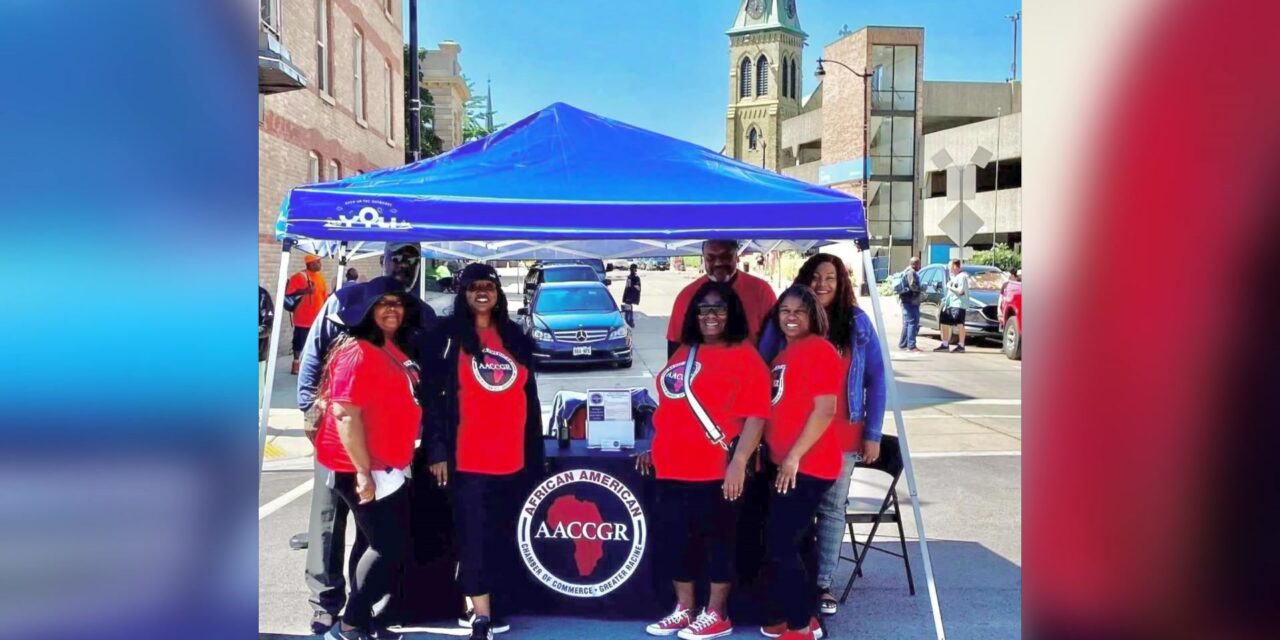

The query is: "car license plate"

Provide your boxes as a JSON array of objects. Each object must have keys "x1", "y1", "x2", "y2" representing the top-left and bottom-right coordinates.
[{"x1": 573, "y1": 346, "x2": 592, "y2": 357}]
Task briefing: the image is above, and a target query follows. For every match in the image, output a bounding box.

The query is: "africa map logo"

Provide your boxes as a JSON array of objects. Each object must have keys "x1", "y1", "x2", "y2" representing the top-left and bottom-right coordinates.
[
  {"x1": 518, "y1": 469, "x2": 647, "y2": 598},
  {"x1": 659, "y1": 361, "x2": 703, "y2": 400},
  {"x1": 472, "y1": 348, "x2": 518, "y2": 392}
]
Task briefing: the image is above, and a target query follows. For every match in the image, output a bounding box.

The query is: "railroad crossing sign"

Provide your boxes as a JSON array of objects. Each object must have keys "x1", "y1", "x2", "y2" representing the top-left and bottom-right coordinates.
[{"x1": 931, "y1": 146, "x2": 993, "y2": 248}]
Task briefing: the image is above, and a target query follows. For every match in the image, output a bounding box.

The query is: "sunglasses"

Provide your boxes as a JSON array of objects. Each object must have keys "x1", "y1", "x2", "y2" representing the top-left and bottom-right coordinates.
[
  {"x1": 696, "y1": 304, "x2": 728, "y2": 317},
  {"x1": 375, "y1": 298, "x2": 405, "y2": 309},
  {"x1": 391, "y1": 253, "x2": 420, "y2": 265}
]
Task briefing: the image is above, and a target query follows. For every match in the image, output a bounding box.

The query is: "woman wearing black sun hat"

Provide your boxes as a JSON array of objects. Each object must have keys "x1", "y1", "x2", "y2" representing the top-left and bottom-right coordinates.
[{"x1": 418, "y1": 263, "x2": 543, "y2": 640}]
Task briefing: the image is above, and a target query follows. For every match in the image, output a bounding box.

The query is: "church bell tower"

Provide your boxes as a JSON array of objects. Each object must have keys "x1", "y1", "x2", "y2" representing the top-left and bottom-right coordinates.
[{"x1": 726, "y1": 0, "x2": 806, "y2": 171}]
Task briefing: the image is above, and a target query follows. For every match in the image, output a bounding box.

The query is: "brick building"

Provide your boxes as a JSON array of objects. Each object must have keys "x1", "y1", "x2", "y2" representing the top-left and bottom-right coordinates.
[{"x1": 258, "y1": 0, "x2": 406, "y2": 297}]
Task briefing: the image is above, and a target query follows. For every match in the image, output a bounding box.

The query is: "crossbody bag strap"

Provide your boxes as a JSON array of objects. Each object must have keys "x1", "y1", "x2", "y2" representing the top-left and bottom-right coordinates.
[{"x1": 683, "y1": 344, "x2": 729, "y2": 451}]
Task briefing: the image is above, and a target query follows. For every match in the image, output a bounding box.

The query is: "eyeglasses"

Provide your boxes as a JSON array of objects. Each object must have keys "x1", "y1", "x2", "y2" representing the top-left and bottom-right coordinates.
[
  {"x1": 391, "y1": 254, "x2": 420, "y2": 265},
  {"x1": 375, "y1": 299, "x2": 404, "y2": 309},
  {"x1": 697, "y1": 304, "x2": 728, "y2": 317},
  {"x1": 467, "y1": 282, "x2": 498, "y2": 293}
]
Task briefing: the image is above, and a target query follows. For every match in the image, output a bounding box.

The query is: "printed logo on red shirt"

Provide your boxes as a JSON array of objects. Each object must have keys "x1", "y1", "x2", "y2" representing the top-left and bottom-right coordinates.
[
  {"x1": 770, "y1": 364, "x2": 786, "y2": 405},
  {"x1": 472, "y1": 348, "x2": 518, "y2": 392},
  {"x1": 659, "y1": 361, "x2": 703, "y2": 399}
]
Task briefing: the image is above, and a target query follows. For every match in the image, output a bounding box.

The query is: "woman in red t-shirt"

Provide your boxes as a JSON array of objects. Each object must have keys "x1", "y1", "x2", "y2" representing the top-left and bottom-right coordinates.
[
  {"x1": 312, "y1": 287, "x2": 421, "y2": 639},
  {"x1": 419, "y1": 263, "x2": 543, "y2": 639},
  {"x1": 638, "y1": 281, "x2": 771, "y2": 640},
  {"x1": 759, "y1": 285, "x2": 843, "y2": 640}
]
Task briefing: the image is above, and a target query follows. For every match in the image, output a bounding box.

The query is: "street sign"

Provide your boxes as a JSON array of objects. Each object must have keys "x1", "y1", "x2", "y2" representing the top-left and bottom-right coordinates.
[{"x1": 938, "y1": 202, "x2": 984, "y2": 247}]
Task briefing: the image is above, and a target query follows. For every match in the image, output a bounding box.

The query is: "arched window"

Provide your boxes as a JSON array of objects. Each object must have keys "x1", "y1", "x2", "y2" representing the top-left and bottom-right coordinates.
[
  {"x1": 783, "y1": 58, "x2": 793, "y2": 99},
  {"x1": 739, "y1": 57, "x2": 752, "y2": 98},
  {"x1": 748, "y1": 127, "x2": 758, "y2": 151},
  {"x1": 756, "y1": 54, "x2": 769, "y2": 96},
  {"x1": 781, "y1": 56, "x2": 790, "y2": 98}
]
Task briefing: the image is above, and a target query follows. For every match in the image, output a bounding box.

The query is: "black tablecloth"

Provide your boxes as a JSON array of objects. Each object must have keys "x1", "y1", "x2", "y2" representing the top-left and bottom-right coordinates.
[{"x1": 388, "y1": 438, "x2": 815, "y2": 625}]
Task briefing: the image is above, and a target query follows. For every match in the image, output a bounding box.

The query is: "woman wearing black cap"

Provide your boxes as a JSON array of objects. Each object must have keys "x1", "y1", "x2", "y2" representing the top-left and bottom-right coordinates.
[
  {"x1": 419, "y1": 263, "x2": 543, "y2": 640},
  {"x1": 311, "y1": 286, "x2": 422, "y2": 640}
]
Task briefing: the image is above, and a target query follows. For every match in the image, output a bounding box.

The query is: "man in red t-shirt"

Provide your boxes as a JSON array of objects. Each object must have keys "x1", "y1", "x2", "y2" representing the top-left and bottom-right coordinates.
[{"x1": 666, "y1": 240, "x2": 777, "y2": 357}]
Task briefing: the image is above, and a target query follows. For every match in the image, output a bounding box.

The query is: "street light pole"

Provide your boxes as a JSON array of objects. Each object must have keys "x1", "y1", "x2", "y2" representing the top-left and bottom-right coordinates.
[
  {"x1": 817, "y1": 57, "x2": 875, "y2": 281},
  {"x1": 407, "y1": 0, "x2": 421, "y2": 163}
]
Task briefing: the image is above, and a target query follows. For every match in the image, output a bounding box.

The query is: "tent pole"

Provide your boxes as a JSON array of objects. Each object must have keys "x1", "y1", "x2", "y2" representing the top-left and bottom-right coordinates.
[
  {"x1": 418, "y1": 243, "x2": 427, "y2": 299},
  {"x1": 259, "y1": 240, "x2": 294, "y2": 479},
  {"x1": 861, "y1": 249, "x2": 946, "y2": 640},
  {"x1": 335, "y1": 241, "x2": 349, "y2": 291}
]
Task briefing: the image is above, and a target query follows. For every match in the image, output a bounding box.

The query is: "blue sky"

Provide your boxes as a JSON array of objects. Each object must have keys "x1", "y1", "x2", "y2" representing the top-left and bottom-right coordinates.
[{"x1": 408, "y1": 0, "x2": 1021, "y2": 151}]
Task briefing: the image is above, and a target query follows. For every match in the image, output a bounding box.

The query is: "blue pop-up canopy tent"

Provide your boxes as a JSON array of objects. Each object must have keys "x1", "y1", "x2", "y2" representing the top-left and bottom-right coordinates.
[{"x1": 263, "y1": 102, "x2": 945, "y2": 639}]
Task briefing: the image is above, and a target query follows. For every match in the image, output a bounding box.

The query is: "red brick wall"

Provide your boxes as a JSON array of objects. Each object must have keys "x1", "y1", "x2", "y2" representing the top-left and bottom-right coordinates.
[{"x1": 259, "y1": 0, "x2": 405, "y2": 325}]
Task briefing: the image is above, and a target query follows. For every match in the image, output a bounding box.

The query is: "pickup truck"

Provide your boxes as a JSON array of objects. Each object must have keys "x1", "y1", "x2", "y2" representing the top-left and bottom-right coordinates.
[{"x1": 999, "y1": 278, "x2": 1022, "y2": 360}]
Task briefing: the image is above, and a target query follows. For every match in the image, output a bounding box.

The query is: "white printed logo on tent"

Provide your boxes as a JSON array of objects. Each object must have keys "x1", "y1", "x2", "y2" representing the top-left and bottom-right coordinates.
[{"x1": 324, "y1": 205, "x2": 411, "y2": 230}]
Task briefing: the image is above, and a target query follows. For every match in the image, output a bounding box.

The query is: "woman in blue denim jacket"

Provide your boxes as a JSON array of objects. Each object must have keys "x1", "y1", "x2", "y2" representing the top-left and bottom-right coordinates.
[{"x1": 757, "y1": 253, "x2": 887, "y2": 616}]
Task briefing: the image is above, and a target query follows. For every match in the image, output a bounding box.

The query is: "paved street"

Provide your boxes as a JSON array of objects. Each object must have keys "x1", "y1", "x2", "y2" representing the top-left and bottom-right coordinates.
[{"x1": 259, "y1": 269, "x2": 1021, "y2": 639}]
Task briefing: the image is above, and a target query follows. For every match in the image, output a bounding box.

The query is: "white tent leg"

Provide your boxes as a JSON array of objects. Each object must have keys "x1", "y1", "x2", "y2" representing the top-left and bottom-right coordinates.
[
  {"x1": 418, "y1": 243, "x2": 427, "y2": 299},
  {"x1": 259, "y1": 244, "x2": 293, "y2": 478},
  {"x1": 861, "y1": 250, "x2": 946, "y2": 640},
  {"x1": 335, "y1": 241, "x2": 349, "y2": 291}
]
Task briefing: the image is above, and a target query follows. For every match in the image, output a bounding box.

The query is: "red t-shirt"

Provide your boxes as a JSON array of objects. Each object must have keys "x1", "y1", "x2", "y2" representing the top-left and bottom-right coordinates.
[
  {"x1": 456, "y1": 327, "x2": 529, "y2": 475},
  {"x1": 831, "y1": 349, "x2": 865, "y2": 452},
  {"x1": 766, "y1": 335, "x2": 843, "y2": 480},
  {"x1": 315, "y1": 340, "x2": 421, "y2": 473},
  {"x1": 652, "y1": 343, "x2": 772, "y2": 481},
  {"x1": 666, "y1": 272, "x2": 778, "y2": 345}
]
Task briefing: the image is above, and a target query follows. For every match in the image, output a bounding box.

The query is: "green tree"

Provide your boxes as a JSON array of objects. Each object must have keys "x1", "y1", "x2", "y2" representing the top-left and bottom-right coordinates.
[
  {"x1": 403, "y1": 45, "x2": 443, "y2": 161},
  {"x1": 969, "y1": 244, "x2": 1022, "y2": 272}
]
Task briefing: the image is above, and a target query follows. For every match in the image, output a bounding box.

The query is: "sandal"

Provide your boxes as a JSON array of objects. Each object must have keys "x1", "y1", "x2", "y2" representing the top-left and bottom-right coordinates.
[{"x1": 819, "y1": 589, "x2": 838, "y2": 616}]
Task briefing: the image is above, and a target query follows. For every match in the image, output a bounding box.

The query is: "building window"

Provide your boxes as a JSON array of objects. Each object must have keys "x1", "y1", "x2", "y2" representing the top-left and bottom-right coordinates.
[
  {"x1": 383, "y1": 61, "x2": 393, "y2": 140},
  {"x1": 755, "y1": 54, "x2": 769, "y2": 96},
  {"x1": 315, "y1": 0, "x2": 329, "y2": 94},
  {"x1": 781, "y1": 56, "x2": 790, "y2": 98},
  {"x1": 748, "y1": 127, "x2": 758, "y2": 151},
  {"x1": 353, "y1": 29, "x2": 365, "y2": 120},
  {"x1": 739, "y1": 57, "x2": 752, "y2": 98},
  {"x1": 308, "y1": 152, "x2": 320, "y2": 183},
  {"x1": 261, "y1": 0, "x2": 281, "y2": 34},
  {"x1": 384, "y1": 0, "x2": 394, "y2": 17},
  {"x1": 328, "y1": 159, "x2": 340, "y2": 181},
  {"x1": 783, "y1": 58, "x2": 793, "y2": 99},
  {"x1": 870, "y1": 44, "x2": 916, "y2": 111}
]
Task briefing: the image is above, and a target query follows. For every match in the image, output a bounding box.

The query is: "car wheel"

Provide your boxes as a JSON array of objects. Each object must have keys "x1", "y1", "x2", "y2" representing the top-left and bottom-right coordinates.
[{"x1": 1003, "y1": 318, "x2": 1022, "y2": 360}]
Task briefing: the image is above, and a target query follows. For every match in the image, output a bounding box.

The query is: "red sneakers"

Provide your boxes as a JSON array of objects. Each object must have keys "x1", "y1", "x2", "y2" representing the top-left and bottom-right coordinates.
[
  {"x1": 759, "y1": 617, "x2": 823, "y2": 639},
  {"x1": 647, "y1": 604, "x2": 693, "y2": 636},
  {"x1": 678, "y1": 608, "x2": 733, "y2": 640}
]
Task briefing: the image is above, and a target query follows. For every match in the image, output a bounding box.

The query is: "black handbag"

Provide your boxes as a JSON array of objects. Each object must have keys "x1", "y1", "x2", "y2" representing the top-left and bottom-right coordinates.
[
  {"x1": 683, "y1": 345, "x2": 764, "y2": 478},
  {"x1": 283, "y1": 273, "x2": 311, "y2": 312}
]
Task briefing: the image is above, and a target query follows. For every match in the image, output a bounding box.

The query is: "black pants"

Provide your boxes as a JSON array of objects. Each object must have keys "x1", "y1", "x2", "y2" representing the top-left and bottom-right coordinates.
[
  {"x1": 766, "y1": 474, "x2": 834, "y2": 630},
  {"x1": 332, "y1": 472, "x2": 411, "y2": 630},
  {"x1": 655, "y1": 480, "x2": 740, "y2": 583},
  {"x1": 292, "y1": 325, "x2": 310, "y2": 356},
  {"x1": 305, "y1": 461, "x2": 366, "y2": 616},
  {"x1": 450, "y1": 471, "x2": 522, "y2": 597}
]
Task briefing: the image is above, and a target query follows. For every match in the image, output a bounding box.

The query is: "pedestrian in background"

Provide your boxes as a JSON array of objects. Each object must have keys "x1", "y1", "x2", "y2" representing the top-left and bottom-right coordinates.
[
  {"x1": 898, "y1": 257, "x2": 923, "y2": 352},
  {"x1": 759, "y1": 285, "x2": 843, "y2": 640},
  {"x1": 622, "y1": 263, "x2": 642, "y2": 328},
  {"x1": 420, "y1": 263, "x2": 543, "y2": 640},
  {"x1": 935, "y1": 259, "x2": 970, "y2": 353},
  {"x1": 344, "y1": 267, "x2": 360, "y2": 286},
  {"x1": 757, "y1": 254, "x2": 887, "y2": 616},
  {"x1": 640, "y1": 281, "x2": 770, "y2": 640},
  {"x1": 311, "y1": 286, "x2": 421, "y2": 640},
  {"x1": 286, "y1": 255, "x2": 328, "y2": 375},
  {"x1": 259, "y1": 286, "x2": 274, "y2": 405}
]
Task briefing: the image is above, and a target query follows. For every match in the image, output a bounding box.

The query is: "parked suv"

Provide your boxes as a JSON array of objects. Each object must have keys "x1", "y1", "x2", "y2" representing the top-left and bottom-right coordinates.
[
  {"x1": 917, "y1": 264, "x2": 1006, "y2": 343},
  {"x1": 523, "y1": 263, "x2": 599, "y2": 306},
  {"x1": 999, "y1": 274, "x2": 1022, "y2": 360}
]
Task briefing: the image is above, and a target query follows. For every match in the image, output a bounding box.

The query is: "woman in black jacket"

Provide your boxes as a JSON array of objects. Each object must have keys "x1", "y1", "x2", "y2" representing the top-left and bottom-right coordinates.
[{"x1": 418, "y1": 263, "x2": 544, "y2": 640}]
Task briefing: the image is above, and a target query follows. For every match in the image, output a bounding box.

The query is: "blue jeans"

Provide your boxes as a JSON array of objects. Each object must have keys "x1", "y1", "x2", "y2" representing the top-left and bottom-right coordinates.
[
  {"x1": 815, "y1": 452, "x2": 861, "y2": 591},
  {"x1": 899, "y1": 299, "x2": 921, "y2": 349}
]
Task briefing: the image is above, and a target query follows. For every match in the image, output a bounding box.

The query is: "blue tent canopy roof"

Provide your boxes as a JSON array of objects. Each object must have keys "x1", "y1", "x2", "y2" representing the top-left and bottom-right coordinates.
[{"x1": 277, "y1": 102, "x2": 865, "y2": 245}]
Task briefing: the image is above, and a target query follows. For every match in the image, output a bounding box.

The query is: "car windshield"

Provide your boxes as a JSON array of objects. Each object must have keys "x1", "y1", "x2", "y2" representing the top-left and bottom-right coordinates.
[
  {"x1": 543, "y1": 266, "x2": 597, "y2": 283},
  {"x1": 966, "y1": 270, "x2": 1006, "y2": 291},
  {"x1": 535, "y1": 287, "x2": 617, "y2": 313},
  {"x1": 541, "y1": 259, "x2": 605, "y2": 278}
]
